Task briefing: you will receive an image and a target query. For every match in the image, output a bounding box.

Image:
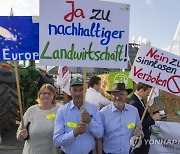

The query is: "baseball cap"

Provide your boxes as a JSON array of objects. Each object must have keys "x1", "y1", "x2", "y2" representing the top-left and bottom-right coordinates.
[{"x1": 70, "y1": 76, "x2": 83, "y2": 86}]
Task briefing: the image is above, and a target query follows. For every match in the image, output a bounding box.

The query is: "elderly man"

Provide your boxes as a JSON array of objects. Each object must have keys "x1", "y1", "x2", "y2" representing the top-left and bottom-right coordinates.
[
  {"x1": 97, "y1": 83, "x2": 144, "y2": 154},
  {"x1": 53, "y1": 75, "x2": 103, "y2": 154}
]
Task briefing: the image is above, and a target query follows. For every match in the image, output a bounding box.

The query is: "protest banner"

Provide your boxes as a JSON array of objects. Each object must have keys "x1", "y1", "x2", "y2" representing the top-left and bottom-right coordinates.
[
  {"x1": 0, "y1": 15, "x2": 39, "y2": 129},
  {"x1": 39, "y1": 0, "x2": 130, "y2": 69},
  {"x1": 57, "y1": 66, "x2": 71, "y2": 95},
  {"x1": 0, "y1": 16, "x2": 39, "y2": 61},
  {"x1": 149, "y1": 121, "x2": 180, "y2": 154},
  {"x1": 129, "y1": 44, "x2": 180, "y2": 96}
]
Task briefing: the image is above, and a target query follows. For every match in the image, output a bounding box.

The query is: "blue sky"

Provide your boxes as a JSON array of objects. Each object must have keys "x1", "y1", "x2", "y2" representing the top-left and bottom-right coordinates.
[
  {"x1": 0, "y1": 0, "x2": 179, "y2": 54},
  {"x1": 105, "y1": 0, "x2": 180, "y2": 54}
]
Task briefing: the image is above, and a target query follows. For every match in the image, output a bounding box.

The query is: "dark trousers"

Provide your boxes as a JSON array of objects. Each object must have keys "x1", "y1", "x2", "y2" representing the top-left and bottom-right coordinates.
[{"x1": 61, "y1": 150, "x2": 93, "y2": 154}]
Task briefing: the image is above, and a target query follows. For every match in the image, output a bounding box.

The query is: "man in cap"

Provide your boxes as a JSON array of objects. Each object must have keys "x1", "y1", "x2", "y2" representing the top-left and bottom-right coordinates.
[
  {"x1": 97, "y1": 83, "x2": 144, "y2": 154},
  {"x1": 53, "y1": 75, "x2": 103, "y2": 154},
  {"x1": 127, "y1": 82, "x2": 161, "y2": 154}
]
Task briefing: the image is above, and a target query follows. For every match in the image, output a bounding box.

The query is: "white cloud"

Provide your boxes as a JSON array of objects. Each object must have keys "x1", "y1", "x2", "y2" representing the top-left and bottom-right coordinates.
[
  {"x1": 0, "y1": 0, "x2": 39, "y2": 16},
  {"x1": 145, "y1": 0, "x2": 154, "y2": 5}
]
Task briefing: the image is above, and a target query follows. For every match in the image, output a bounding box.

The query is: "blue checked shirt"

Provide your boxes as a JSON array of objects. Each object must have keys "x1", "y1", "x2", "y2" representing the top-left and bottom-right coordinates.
[
  {"x1": 100, "y1": 103, "x2": 140, "y2": 154},
  {"x1": 53, "y1": 100, "x2": 103, "y2": 154}
]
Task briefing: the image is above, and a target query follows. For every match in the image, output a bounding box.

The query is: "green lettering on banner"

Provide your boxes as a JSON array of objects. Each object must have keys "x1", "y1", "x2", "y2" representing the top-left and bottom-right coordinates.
[
  {"x1": 40, "y1": 42, "x2": 124, "y2": 62},
  {"x1": 53, "y1": 50, "x2": 60, "y2": 59},
  {"x1": 40, "y1": 41, "x2": 52, "y2": 59},
  {"x1": 87, "y1": 42, "x2": 94, "y2": 60}
]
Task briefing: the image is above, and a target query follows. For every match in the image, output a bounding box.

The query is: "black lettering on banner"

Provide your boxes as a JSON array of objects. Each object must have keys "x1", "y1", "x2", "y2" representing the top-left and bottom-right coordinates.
[
  {"x1": 169, "y1": 58, "x2": 180, "y2": 67},
  {"x1": 169, "y1": 58, "x2": 177, "y2": 66},
  {"x1": 90, "y1": 9, "x2": 111, "y2": 22}
]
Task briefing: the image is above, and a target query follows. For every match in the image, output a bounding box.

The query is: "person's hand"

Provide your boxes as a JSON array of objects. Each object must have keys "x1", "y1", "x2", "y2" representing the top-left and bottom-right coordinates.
[
  {"x1": 152, "y1": 112, "x2": 161, "y2": 121},
  {"x1": 17, "y1": 128, "x2": 28, "y2": 141},
  {"x1": 81, "y1": 109, "x2": 92, "y2": 124},
  {"x1": 73, "y1": 122, "x2": 86, "y2": 137},
  {"x1": 133, "y1": 126, "x2": 144, "y2": 138}
]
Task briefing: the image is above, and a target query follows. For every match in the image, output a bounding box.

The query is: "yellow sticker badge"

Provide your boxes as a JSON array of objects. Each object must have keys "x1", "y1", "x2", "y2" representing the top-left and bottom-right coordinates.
[
  {"x1": 67, "y1": 122, "x2": 77, "y2": 128},
  {"x1": 46, "y1": 113, "x2": 56, "y2": 120},
  {"x1": 127, "y1": 122, "x2": 135, "y2": 129}
]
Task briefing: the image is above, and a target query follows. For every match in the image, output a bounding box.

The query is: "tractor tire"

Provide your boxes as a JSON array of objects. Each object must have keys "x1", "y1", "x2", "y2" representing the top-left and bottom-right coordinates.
[{"x1": 0, "y1": 83, "x2": 19, "y2": 131}]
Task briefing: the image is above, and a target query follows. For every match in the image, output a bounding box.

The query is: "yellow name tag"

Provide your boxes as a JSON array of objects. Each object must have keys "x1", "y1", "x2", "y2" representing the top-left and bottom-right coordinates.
[
  {"x1": 46, "y1": 113, "x2": 56, "y2": 119},
  {"x1": 127, "y1": 122, "x2": 135, "y2": 129},
  {"x1": 67, "y1": 122, "x2": 77, "y2": 128}
]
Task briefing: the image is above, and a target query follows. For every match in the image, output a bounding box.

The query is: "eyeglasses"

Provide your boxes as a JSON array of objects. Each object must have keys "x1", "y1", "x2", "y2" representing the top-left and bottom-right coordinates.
[{"x1": 41, "y1": 92, "x2": 53, "y2": 95}]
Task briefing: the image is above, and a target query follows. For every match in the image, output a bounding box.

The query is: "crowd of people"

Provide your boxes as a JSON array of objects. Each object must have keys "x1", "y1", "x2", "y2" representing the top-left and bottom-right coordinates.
[{"x1": 15, "y1": 75, "x2": 161, "y2": 154}]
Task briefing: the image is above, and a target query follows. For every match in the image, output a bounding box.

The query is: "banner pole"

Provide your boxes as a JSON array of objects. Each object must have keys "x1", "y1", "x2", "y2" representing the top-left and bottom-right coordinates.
[
  {"x1": 14, "y1": 61, "x2": 24, "y2": 129},
  {"x1": 83, "y1": 67, "x2": 87, "y2": 110},
  {"x1": 140, "y1": 87, "x2": 155, "y2": 125},
  {"x1": 10, "y1": 9, "x2": 24, "y2": 129}
]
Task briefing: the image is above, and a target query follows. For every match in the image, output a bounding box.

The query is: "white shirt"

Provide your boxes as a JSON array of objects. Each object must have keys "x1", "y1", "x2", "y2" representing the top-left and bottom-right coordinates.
[{"x1": 86, "y1": 87, "x2": 111, "y2": 108}]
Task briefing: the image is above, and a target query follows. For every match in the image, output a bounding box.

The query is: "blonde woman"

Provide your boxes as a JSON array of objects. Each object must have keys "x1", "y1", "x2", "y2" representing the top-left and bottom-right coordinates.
[{"x1": 16, "y1": 84, "x2": 60, "y2": 154}]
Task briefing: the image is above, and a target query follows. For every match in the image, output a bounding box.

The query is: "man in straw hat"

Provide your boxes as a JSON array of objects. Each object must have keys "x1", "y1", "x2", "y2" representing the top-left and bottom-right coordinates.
[
  {"x1": 127, "y1": 82, "x2": 161, "y2": 154},
  {"x1": 53, "y1": 75, "x2": 103, "y2": 154},
  {"x1": 97, "y1": 82, "x2": 144, "y2": 154}
]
